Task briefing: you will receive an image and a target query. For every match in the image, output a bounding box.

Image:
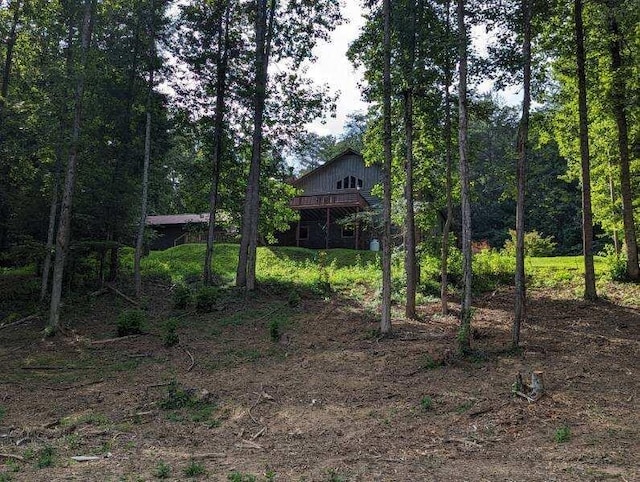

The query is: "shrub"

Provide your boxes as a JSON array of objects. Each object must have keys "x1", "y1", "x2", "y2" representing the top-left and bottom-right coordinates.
[
  {"x1": 228, "y1": 471, "x2": 257, "y2": 482},
  {"x1": 154, "y1": 461, "x2": 171, "y2": 479},
  {"x1": 269, "y1": 318, "x2": 280, "y2": 342},
  {"x1": 420, "y1": 396, "x2": 433, "y2": 411},
  {"x1": 36, "y1": 445, "x2": 55, "y2": 469},
  {"x1": 116, "y1": 310, "x2": 147, "y2": 337},
  {"x1": 195, "y1": 286, "x2": 218, "y2": 312},
  {"x1": 162, "y1": 318, "x2": 179, "y2": 347},
  {"x1": 600, "y1": 244, "x2": 627, "y2": 281},
  {"x1": 503, "y1": 229, "x2": 557, "y2": 257},
  {"x1": 183, "y1": 460, "x2": 206, "y2": 477},
  {"x1": 172, "y1": 283, "x2": 192, "y2": 309},
  {"x1": 554, "y1": 425, "x2": 571, "y2": 443}
]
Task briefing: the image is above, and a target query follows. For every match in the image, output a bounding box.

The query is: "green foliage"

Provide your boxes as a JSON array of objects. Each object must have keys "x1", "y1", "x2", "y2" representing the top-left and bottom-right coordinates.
[
  {"x1": 599, "y1": 245, "x2": 628, "y2": 281},
  {"x1": 183, "y1": 460, "x2": 206, "y2": 477},
  {"x1": 420, "y1": 355, "x2": 442, "y2": 370},
  {"x1": 154, "y1": 461, "x2": 171, "y2": 479},
  {"x1": 227, "y1": 471, "x2": 257, "y2": 482},
  {"x1": 554, "y1": 425, "x2": 571, "y2": 443},
  {"x1": 326, "y1": 469, "x2": 347, "y2": 482},
  {"x1": 160, "y1": 381, "x2": 197, "y2": 410},
  {"x1": 503, "y1": 230, "x2": 557, "y2": 257},
  {"x1": 420, "y1": 396, "x2": 433, "y2": 411},
  {"x1": 36, "y1": 445, "x2": 55, "y2": 469},
  {"x1": 269, "y1": 318, "x2": 281, "y2": 342},
  {"x1": 172, "y1": 283, "x2": 192, "y2": 309},
  {"x1": 195, "y1": 286, "x2": 218, "y2": 313},
  {"x1": 162, "y1": 318, "x2": 179, "y2": 348},
  {"x1": 116, "y1": 310, "x2": 147, "y2": 337},
  {"x1": 287, "y1": 289, "x2": 301, "y2": 307}
]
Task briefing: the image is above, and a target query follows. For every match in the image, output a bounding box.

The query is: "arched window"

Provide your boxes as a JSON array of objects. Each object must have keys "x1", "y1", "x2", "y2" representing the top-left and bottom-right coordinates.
[{"x1": 336, "y1": 176, "x2": 363, "y2": 190}]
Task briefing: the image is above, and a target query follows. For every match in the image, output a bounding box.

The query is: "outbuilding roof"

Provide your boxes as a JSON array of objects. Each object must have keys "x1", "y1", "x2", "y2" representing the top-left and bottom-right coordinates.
[{"x1": 146, "y1": 213, "x2": 209, "y2": 226}]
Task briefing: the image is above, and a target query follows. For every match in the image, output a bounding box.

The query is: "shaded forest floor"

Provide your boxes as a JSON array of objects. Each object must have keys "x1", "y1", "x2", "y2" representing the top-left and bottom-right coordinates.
[{"x1": 1, "y1": 280, "x2": 639, "y2": 481}]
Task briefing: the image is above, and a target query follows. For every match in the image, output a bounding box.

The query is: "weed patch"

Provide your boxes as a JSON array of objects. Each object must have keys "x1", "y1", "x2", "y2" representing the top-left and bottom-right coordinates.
[
  {"x1": 554, "y1": 425, "x2": 571, "y2": 443},
  {"x1": 154, "y1": 461, "x2": 171, "y2": 479},
  {"x1": 183, "y1": 460, "x2": 206, "y2": 477}
]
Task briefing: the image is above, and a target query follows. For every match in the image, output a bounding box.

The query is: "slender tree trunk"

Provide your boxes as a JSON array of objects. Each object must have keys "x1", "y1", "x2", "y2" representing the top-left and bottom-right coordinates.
[
  {"x1": 42, "y1": 22, "x2": 75, "y2": 302},
  {"x1": 607, "y1": 9, "x2": 639, "y2": 280},
  {"x1": 441, "y1": 0, "x2": 454, "y2": 316},
  {"x1": 403, "y1": 0, "x2": 417, "y2": 320},
  {"x1": 204, "y1": 3, "x2": 230, "y2": 285},
  {"x1": 380, "y1": 0, "x2": 392, "y2": 335},
  {"x1": 134, "y1": 7, "x2": 157, "y2": 298},
  {"x1": 457, "y1": 0, "x2": 472, "y2": 352},
  {"x1": 513, "y1": 0, "x2": 531, "y2": 349},
  {"x1": 236, "y1": 0, "x2": 274, "y2": 290},
  {"x1": 0, "y1": 0, "x2": 23, "y2": 250},
  {"x1": 48, "y1": 0, "x2": 95, "y2": 333},
  {"x1": 404, "y1": 90, "x2": 417, "y2": 319},
  {"x1": 574, "y1": 0, "x2": 597, "y2": 300},
  {"x1": 607, "y1": 164, "x2": 619, "y2": 253}
]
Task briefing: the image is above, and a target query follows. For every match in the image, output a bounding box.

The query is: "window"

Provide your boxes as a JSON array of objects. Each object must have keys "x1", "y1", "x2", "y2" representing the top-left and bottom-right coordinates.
[
  {"x1": 298, "y1": 225, "x2": 309, "y2": 240},
  {"x1": 336, "y1": 176, "x2": 363, "y2": 190},
  {"x1": 342, "y1": 225, "x2": 355, "y2": 238}
]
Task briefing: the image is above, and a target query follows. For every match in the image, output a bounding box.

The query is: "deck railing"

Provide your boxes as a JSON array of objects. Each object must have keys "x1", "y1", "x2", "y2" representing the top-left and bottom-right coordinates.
[{"x1": 290, "y1": 192, "x2": 366, "y2": 209}]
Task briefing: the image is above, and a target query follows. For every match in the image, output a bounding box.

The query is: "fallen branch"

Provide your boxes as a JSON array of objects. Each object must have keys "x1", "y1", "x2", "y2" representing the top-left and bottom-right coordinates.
[
  {"x1": 181, "y1": 345, "x2": 195, "y2": 372},
  {"x1": 189, "y1": 452, "x2": 225, "y2": 459},
  {"x1": 146, "y1": 381, "x2": 172, "y2": 390},
  {"x1": 106, "y1": 284, "x2": 138, "y2": 306},
  {"x1": 0, "y1": 315, "x2": 39, "y2": 331},
  {"x1": 89, "y1": 288, "x2": 109, "y2": 297},
  {"x1": 21, "y1": 365, "x2": 96, "y2": 371},
  {"x1": 0, "y1": 453, "x2": 24, "y2": 461},
  {"x1": 44, "y1": 379, "x2": 104, "y2": 391},
  {"x1": 251, "y1": 427, "x2": 266, "y2": 440},
  {"x1": 235, "y1": 439, "x2": 263, "y2": 450},
  {"x1": 71, "y1": 455, "x2": 101, "y2": 462},
  {"x1": 90, "y1": 334, "x2": 141, "y2": 345}
]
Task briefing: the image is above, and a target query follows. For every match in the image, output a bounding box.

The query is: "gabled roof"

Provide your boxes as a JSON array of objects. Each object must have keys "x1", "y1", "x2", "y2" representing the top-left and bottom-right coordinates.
[
  {"x1": 146, "y1": 213, "x2": 209, "y2": 226},
  {"x1": 292, "y1": 148, "x2": 363, "y2": 186}
]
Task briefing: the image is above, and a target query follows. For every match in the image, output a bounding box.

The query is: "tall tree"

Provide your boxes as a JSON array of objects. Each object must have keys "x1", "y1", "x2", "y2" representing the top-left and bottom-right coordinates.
[
  {"x1": 513, "y1": 0, "x2": 532, "y2": 348},
  {"x1": 440, "y1": 0, "x2": 454, "y2": 316},
  {"x1": 203, "y1": 0, "x2": 231, "y2": 286},
  {"x1": 48, "y1": 0, "x2": 95, "y2": 333},
  {"x1": 457, "y1": 0, "x2": 473, "y2": 352},
  {"x1": 380, "y1": 0, "x2": 392, "y2": 334},
  {"x1": 574, "y1": 0, "x2": 597, "y2": 300},
  {"x1": 236, "y1": 0, "x2": 275, "y2": 290},
  {"x1": 605, "y1": 2, "x2": 639, "y2": 280},
  {"x1": 134, "y1": 1, "x2": 158, "y2": 298}
]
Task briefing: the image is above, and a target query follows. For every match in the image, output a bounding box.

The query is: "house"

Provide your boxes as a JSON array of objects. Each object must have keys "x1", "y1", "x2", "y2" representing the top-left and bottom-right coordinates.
[
  {"x1": 276, "y1": 148, "x2": 382, "y2": 250},
  {"x1": 146, "y1": 213, "x2": 210, "y2": 250}
]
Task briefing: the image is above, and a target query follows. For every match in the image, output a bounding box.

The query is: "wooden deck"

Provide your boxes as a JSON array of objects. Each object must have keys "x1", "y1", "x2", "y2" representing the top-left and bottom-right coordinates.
[{"x1": 290, "y1": 192, "x2": 369, "y2": 210}]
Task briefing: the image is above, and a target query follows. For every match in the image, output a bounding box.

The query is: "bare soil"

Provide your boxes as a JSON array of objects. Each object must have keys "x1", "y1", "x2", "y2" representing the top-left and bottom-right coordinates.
[{"x1": 1, "y1": 281, "x2": 639, "y2": 481}]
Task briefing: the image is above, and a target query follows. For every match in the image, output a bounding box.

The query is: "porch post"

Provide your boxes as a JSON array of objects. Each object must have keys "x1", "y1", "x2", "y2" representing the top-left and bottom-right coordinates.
[
  {"x1": 296, "y1": 218, "x2": 300, "y2": 247},
  {"x1": 325, "y1": 207, "x2": 330, "y2": 250},
  {"x1": 355, "y1": 206, "x2": 359, "y2": 250}
]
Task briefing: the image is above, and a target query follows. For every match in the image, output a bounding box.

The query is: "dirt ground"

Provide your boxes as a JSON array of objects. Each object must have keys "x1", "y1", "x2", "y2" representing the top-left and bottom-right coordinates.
[{"x1": 1, "y1": 282, "x2": 639, "y2": 481}]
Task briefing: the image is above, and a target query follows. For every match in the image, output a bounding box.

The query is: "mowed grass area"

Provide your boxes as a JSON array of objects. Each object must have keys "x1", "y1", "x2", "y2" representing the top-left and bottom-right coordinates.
[{"x1": 120, "y1": 243, "x2": 614, "y2": 297}]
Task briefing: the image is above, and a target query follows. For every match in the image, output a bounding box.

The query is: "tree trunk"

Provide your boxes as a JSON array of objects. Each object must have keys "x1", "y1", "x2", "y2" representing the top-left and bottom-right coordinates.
[
  {"x1": 574, "y1": 0, "x2": 597, "y2": 300},
  {"x1": 404, "y1": 90, "x2": 417, "y2": 319},
  {"x1": 457, "y1": 0, "x2": 472, "y2": 352},
  {"x1": 42, "y1": 21, "x2": 75, "y2": 302},
  {"x1": 440, "y1": 0, "x2": 454, "y2": 316},
  {"x1": 513, "y1": 0, "x2": 531, "y2": 349},
  {"x1": 380, "y1": 0, "x2": 392, "y2": 335},
  {"x1": 48, "y1": 0, "x2": 95, "y2": 333},
  {"x1": 0, "y1": 0, "x2": 23, "y2": 250},
  {"x1": 236, "y1": 0, "x2": 275, "y2": 290},
  {"x1": 204, "y1": 3, "x2": 230, "y2": 286},
  {"x1": 607, "y1": 9, "x2": 639, "y2": 280},
  {"x1": 134, "y1": 7, "x2": 156, "y2": 298}
]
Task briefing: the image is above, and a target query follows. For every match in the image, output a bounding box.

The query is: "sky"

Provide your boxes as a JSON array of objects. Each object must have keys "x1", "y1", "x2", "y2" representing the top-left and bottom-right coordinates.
[
  {"x1": 305, "y1": 1, "x2": 369, "y2": 137},
  {"x1": 305, "y1": 1, "x2": 523, "y2": 138}
]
